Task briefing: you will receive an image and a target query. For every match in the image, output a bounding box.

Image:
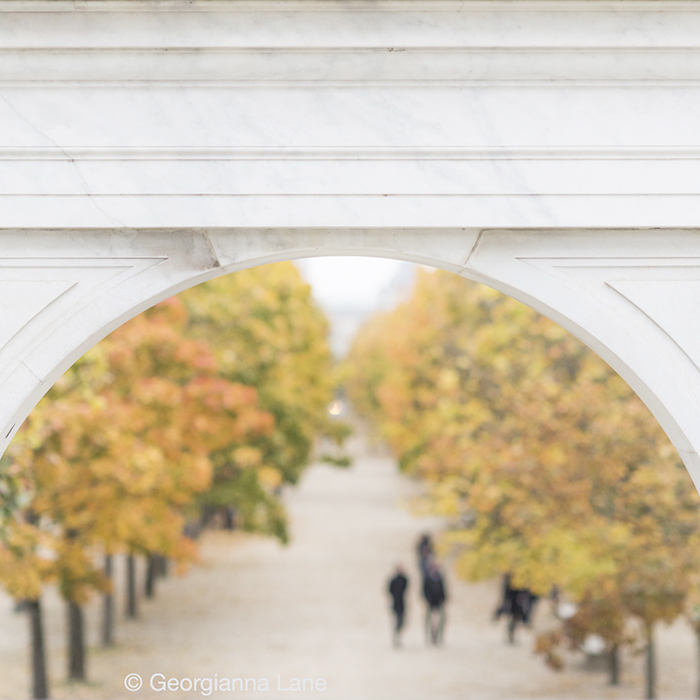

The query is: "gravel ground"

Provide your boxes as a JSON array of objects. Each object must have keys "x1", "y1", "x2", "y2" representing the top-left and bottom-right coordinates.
[{"x1": 1, "y1": 443, "x2": 698, "y2": 700}]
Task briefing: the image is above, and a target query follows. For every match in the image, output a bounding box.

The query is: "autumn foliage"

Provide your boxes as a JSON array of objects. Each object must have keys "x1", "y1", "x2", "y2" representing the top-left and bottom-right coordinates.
[
  {"x1": 179, "y1": 261, "x2": 343, "y2": 541},
  {"x1": 0, "y1": 261, "x2": 339, "y2": 698},
  {"x1": 3, "y1": 298, "x2": 270, "y2": 601},
  {"x1": 345, "y1": 268, "x2": 700, "y2": 697}
]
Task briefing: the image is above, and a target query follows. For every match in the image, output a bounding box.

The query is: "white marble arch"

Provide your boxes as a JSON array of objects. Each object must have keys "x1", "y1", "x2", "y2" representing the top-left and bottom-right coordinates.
[{"x1": 2, "y1": 2, "x2": 700, "y2": 490}]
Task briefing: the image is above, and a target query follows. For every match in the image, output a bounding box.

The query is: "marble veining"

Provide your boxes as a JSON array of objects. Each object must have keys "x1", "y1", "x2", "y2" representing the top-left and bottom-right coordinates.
[{"x1": 2, "y1": 1, "x2": 700, "y2": 495}]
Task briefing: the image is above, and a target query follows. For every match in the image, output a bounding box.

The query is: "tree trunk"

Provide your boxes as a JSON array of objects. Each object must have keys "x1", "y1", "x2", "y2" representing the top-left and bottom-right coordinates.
[
  {"x1": 695, "y1": 627, "x2": 700, "y2": 698},
  {"x1": 67, "y1": 602, "x2": 86, "y2": 682},
  {"x1": 27, "y1": 599, "x2": 49, "y2": 699},
  {"x1": 609, "y1": 644, "x2": 621, "y2": 686},
  {"x1": 199, "y1": 504, "x2": 215, "y2": 530},
  {"x1": 145, "y1": 554, "x2": 156, "y2": 599},
  {"x1": 645, "y1": 624, "x2": 656, "y2": 700},
  {"x1": 102, "y1": 554, "x2": 114, "y2": 647},
  {"x1": 126, "y1": 554, "x2": 137, "y2": 619}
]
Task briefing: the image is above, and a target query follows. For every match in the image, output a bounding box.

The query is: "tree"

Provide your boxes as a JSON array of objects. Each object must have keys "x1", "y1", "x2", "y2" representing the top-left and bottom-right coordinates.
[
  {"x1": 1, "y1": 265, "x2": 342, "y2": 696},
  {"x1": 180, "y1": 262, "x2": 347, "y2": 542},
  {"x1": 684, "y1": 586, "x2": 700, "y2": 698},
  {"x1": 5, "y1": 297, "x2": 273, "y2": 686},
  {"x1": 345, "y1": 269, "x2": 700, "y2": 698},
  {"x1": 0, "y1": 456, "x2": 54, "y2": 699}
]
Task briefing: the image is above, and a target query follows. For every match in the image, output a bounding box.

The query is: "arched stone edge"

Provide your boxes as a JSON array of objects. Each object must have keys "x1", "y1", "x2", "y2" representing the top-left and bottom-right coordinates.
[
  {"x1": 1, "y1": 227, "x2": 699, "y2": 497},
  {"x1": 462, "y1": 229, "x2": 700, "y2": 491},
  {"x1": 0, "y1": 228, "x2": 479, "y2": 457}
]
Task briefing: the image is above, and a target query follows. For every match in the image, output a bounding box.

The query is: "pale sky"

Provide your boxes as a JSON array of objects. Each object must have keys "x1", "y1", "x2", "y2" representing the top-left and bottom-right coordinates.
[
  {"x1": 295, "y1": 256, "x2": 407, "y2": 311},
  {"x1": 295, "y1": 256, "x2": 415, "y2": 355}
]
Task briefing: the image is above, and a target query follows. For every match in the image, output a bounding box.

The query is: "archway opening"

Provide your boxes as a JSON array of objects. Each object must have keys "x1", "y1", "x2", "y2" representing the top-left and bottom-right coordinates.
[{"x1": 1, "y1": 255, "x2": 698, "y2": 700}]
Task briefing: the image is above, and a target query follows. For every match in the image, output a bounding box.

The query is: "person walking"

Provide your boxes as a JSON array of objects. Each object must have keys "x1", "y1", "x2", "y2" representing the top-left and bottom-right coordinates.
[
  {"x1": 493, "y1": 574, "x2": 539, "y2": 644},
  {"x1": 416, "y1": 533, "x2": 433, "y2": 579},
  {"x1": 388, "y1": 564, "x2": 409, "y2": 648},
  {"x1": 423, "y1": 559, "x2": 447, "y2": 646}
]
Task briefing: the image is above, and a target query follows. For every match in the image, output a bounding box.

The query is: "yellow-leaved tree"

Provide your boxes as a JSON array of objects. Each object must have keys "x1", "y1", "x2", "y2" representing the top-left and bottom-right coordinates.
[
  {"x1": 345, "y1": 269, "x2": 700, "y2": 699},
  {"x1": 0, "y1": 454, "x2": 54, "y2": 700}
]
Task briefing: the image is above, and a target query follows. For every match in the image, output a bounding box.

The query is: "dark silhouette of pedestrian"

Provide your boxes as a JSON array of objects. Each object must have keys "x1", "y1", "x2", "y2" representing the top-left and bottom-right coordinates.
[
  {"x1": 493, "y1": 573, "x2": 539, "y2": 644},
  {"x1": 388, "y1": 564, "x2": 409, "y2": 648},
  {"x1": 423, "y1": 559, "x2": 447, "y2": 645},
  {"x1": 416, "y1": 533, "x2": 433, "y2": 579}
]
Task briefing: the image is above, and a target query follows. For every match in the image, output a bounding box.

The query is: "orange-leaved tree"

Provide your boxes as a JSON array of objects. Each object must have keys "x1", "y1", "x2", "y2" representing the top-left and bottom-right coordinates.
[
  {"x1": 4, "y1": 297, "x2": 273, "y2": 692},
  {"x1": 180, "y1": 262, "x2": 348, "y2": 542}
]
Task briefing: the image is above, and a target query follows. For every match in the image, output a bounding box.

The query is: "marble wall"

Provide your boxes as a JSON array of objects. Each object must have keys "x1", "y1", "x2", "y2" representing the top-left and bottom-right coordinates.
[{"x1": 1, "y1": 2, "x2": 700, "y2": 488}]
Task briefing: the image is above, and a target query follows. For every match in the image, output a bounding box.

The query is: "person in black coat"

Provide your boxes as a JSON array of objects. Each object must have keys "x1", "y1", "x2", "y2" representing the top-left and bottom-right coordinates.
[
  {"x1": 423, "y1": 559, "x2": 447, "y2": 645},
  {"x1": 416, "y1": 533, "x2": 434, "y2": 579},
  {"x1": 388, "y1": 564, "x2": 409, "y2": 648},
  {"x1": 493, "y1": 573, "x2": 539, "y2": 644}
]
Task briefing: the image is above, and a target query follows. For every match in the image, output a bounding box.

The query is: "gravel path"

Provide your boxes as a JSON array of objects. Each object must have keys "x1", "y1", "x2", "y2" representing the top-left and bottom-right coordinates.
[{"x1": 1, "y1": 444, "x2": 698, "y2": 699}]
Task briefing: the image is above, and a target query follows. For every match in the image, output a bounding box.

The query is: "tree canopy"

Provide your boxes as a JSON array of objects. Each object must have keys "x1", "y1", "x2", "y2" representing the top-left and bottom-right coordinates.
[{"x1": 345, "y1": 268, "x2": 700, "y2": 696}]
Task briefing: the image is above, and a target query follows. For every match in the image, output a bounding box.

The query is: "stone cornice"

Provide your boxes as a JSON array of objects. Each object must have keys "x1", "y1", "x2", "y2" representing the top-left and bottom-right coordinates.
[
  {"x1": 2, "y1": 146, "x2": 700, "y2": 160},
  {"x1": 0, "y1": 0, "x2": 697, "y2": 227},
  {"x1": 0, "y1": 47, "x2": 699, "y2": 85},
  {"x1": 1, "y1": 1, "x2": 699, "y2": 84},
  {"x1": 1, "y1": 1, "x2": 700, "y2": 11}
]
